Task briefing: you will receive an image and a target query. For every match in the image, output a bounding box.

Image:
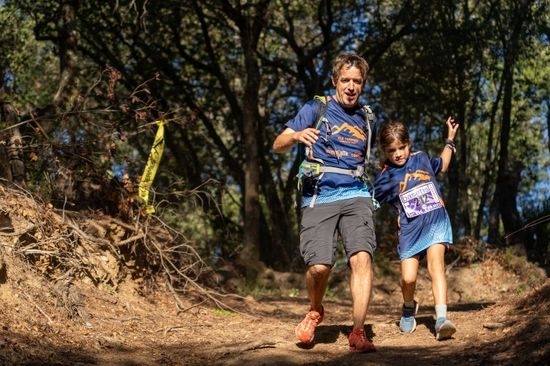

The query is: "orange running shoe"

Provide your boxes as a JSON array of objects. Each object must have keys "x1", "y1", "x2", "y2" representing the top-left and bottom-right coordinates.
[
  {"x1": 295, "y1": 306, "x2": 324, "y2": 344},
  {"x1": 348, "y1": 328, "x2": 376, "y2": 353}
]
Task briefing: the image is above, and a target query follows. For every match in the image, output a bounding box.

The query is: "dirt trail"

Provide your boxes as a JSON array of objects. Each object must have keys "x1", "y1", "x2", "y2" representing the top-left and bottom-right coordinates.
[
  {"x1": 0, "y1": 256, "x2": 548, "y2": 366},
  {"x1": 1, "y1": 176, "x2": 547, "y2": 365}
]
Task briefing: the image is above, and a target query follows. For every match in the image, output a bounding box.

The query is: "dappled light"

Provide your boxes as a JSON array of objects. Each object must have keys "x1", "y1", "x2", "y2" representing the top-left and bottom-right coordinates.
[{"x1": 0, "y1": 0, "x2": 548, "y2": 364}]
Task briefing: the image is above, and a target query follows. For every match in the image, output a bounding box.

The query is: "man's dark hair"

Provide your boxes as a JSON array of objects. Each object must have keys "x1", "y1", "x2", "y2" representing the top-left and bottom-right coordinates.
[{"x1": 332, "y1": 53, "x2": 369, "y2": 83}]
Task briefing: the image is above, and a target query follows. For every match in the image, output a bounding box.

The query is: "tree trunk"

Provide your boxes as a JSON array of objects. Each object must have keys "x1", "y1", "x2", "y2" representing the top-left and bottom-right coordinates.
[
  {"x1": 459, "y1": 70, "x2": 484, "y2": 237},
  {"x1": 234, "y1": 3, "x2": 270, "y2": 279},
  {"x1": 475, "y1": 77, "x2": 503, "y2": 239},
  {"x1": 547, "y1": 104, "x2": 550, "y2": 153},
  {"x1": 259, "y1": 153, "x2": 297, "y2": 270},
  {"x1": 240, "y1": 84, "x2": 263, "y2": 278},
  {"x1": 488, "y1": 0, "x2": 532, "y2": 245},
  {"x1": 54, "y1": 1, "x2": 79, "y2": 108},
  {"x1": 0, "y1": 99, "x2": 25, "y2": 186},
  {"x1": 450, "y1": 65, "x2": 470, "y2": 237}
]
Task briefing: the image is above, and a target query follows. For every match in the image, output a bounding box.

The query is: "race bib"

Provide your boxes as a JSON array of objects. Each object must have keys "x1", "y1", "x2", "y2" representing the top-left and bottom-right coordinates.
[{"x1": 399, "y1": 182, "x2": 443, "y2": 218}]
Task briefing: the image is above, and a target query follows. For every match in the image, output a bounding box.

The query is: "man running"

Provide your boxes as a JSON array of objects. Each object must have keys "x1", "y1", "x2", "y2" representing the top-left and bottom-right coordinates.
[{"x1": 273, "y1": 52, "x2": 377, "y2": 352}]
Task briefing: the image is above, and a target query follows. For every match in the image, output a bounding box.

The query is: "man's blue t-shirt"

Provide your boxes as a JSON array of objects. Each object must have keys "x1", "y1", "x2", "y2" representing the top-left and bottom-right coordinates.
[
  {"x1": 373, "y1": 151, "x2": 453, "y2": 259},
  {"x1": 285, "y1": 98, "x2": 373, "y2": 207}
]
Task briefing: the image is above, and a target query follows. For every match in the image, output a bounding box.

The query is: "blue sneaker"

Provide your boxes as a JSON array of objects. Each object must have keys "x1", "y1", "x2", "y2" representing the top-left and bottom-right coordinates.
[
  {"x1": 399, "y1": 301, "x2": 418, "y2": 333},
  {"x1": 435, "y1": 317, "x2": 456, "y2": 340}
]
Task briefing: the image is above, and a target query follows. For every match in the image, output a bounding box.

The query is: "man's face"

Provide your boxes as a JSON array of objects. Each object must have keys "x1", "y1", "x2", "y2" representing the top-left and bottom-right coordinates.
[{"x1": 332, "y1": 66, "x2": 364, "y2": 108}]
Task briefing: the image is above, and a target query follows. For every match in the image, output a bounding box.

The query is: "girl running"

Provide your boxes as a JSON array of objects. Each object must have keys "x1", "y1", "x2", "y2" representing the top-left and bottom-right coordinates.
[{"x1": 374, "y1": 117, "x2": 459, "y2": 340}]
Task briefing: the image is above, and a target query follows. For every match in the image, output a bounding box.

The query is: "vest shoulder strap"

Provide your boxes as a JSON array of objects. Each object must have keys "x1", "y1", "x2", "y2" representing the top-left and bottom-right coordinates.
[
  {"x1": 362, "y1": 104, "x2": 375, "y2": 124},
  {"x1": 312, "y1": 95, "x2": 330, "y2": 130},
  {"x1": 361, "y1": 104, "x2": 375, "y2": 166}
]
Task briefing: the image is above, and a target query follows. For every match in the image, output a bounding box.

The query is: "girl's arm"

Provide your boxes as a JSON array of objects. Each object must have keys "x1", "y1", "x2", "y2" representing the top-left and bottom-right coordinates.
[{"x1": 439, "y1": 117, "x2": 459, "y2": 174}]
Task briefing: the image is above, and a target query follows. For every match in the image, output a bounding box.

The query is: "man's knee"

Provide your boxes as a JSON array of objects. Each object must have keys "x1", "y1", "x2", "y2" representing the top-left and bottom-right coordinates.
[
  {"x1": 307, "y1": 264, "x2": 331, "y2": 279},
  {"x1": 349, "y1": 251, "x2": 373, "y2": 271}
]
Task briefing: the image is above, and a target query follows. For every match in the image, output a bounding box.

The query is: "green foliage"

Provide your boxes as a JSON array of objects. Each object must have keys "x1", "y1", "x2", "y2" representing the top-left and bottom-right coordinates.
[
  {"x1": 0, "y1": 4, "x2": 58, "y2": 111},
  {"x1": 1, "y1": 0, "x2": 548, "y2": 271},
  {"x1": 239, "y1": 283, "x2": 302, "y2": 299},
  {"x1": 211, "y1": 308, "x2": 235, "y2": 317}
]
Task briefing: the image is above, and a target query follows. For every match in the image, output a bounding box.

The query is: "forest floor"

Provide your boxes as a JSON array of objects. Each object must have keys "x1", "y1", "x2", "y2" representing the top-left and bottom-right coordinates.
[
  {"x1": 0, "y1": 186, "x2": 549, "y2": 365},
  {"x1": 0, "y1": 249, "x2": 549, "y2": 365}
]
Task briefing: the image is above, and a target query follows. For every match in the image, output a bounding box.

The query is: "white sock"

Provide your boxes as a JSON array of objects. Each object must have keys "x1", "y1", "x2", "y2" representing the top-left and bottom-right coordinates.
[{"x1": 435, "y1": 304, "x2": 447, "y2": 319}]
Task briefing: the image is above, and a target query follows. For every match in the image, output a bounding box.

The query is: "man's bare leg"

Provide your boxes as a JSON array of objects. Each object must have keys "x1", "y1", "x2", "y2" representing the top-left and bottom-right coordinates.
[
  {"x1": 349, "y1": 251, "x2": 373, "y2": 330},
  {"x1": 305, "y1": 264, "x2": 331, "y2": 312},
  {"x1": 295, "y1": 264, "x2": 331, "y2": 344},
  {"x1": 347, "y1": 251, "x2": 375, "y2": 352}
]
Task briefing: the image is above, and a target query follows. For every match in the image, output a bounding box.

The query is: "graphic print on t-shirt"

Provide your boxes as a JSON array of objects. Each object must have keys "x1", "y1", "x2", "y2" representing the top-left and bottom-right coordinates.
[
  {"x1": 398, "y1": 170, "x2": 431, "y2": 193},
  {"x1": 322, "y1": 121, "x2": 366, "y2": 160},
  {"x1": 332, "y1": 123, "x2": 367, "y2": 141}
]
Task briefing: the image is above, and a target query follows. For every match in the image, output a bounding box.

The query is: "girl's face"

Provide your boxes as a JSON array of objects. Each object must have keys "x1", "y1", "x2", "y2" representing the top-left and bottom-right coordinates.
[{"x1": 383, "y1": 138, "x2": 410, "y2": 166}]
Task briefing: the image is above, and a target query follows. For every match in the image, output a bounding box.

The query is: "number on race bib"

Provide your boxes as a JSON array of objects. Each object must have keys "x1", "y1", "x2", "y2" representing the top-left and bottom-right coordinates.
[{"x1": 399, "y1": 182, "x2": 443, "y2": 218}]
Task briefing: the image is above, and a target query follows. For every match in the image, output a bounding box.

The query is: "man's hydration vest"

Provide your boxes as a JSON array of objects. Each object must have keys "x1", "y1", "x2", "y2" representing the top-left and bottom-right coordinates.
[{"x1": 297, "y1": 96, "x2": 377, "y2": 208}]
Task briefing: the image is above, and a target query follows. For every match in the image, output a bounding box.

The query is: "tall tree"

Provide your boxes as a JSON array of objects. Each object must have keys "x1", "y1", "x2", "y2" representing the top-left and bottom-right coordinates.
[
  {"x1": 488, "y1": 0, "x2": 536, "y2": 244},
  {"x1": 215, "y1": 0, "x2": 271, "y2": 277},
  {"x1": 4, "y1": 0, "x2": 549, "y2": 270}
]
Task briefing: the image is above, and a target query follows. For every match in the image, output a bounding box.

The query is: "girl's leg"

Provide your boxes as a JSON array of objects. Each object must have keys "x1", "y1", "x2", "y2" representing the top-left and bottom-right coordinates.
[
  {"x1": 400, "y1": 256, "x2": 420, "y2": 302},
  {"x1": 399, "y1": 255, "x2": 420, "y2": 333},
  {"x1": 426, "y1": 243, "x2": 456, "y2": 340},
  {"x1": 426, "y1": 244, "x2": 447, "y2": 305}
]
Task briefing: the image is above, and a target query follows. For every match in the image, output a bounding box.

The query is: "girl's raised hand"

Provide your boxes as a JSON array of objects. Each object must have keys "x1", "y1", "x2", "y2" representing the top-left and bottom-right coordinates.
[{"x1": 446, "y1": 117, "x2": 459, "y2": 140}]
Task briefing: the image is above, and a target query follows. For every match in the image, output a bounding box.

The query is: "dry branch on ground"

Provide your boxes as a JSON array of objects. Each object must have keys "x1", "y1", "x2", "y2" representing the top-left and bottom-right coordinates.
[{"x1": 0, "y1": 184, "x2": 241, "y2": 321}]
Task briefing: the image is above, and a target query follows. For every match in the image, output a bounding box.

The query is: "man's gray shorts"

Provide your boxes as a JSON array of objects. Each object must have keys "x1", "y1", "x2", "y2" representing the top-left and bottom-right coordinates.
[{"x1": 300, "y1": 197, "x2": 376, "y2": 267}]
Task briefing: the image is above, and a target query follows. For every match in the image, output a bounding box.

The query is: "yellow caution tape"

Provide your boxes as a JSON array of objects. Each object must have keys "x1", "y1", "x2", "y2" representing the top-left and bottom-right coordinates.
[{"x1": 138, "y1": 119, "x2": 167, "y2": 214}]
